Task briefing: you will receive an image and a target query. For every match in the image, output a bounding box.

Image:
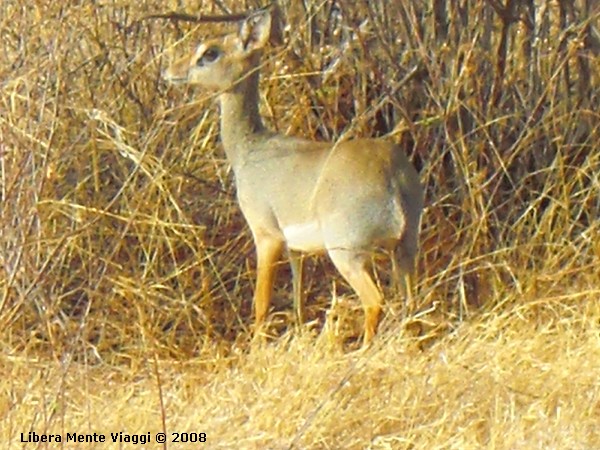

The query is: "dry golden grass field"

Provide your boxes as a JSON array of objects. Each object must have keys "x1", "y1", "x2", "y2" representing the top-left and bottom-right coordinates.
[{"x1": 1, "y1": 1, "x2": 599, "y2": 449}]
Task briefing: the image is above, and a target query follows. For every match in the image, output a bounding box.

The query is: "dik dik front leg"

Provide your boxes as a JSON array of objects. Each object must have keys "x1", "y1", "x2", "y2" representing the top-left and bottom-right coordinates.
[
  {"x1": 253, "y1": 233, "x2": 284, "y2": 337},
  {"x1": 289, "y1": 249, "x2": 305, "y2": 325}
]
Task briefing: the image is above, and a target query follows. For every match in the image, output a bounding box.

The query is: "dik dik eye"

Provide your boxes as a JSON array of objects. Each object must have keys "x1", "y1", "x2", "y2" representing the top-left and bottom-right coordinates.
[{"x1": 197, "y1": 47, "x2": 221, "y2": 66}]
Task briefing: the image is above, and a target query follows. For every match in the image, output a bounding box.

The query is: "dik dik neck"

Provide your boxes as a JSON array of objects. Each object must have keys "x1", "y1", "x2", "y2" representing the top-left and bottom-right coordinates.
[{"x1": 218, "y1": 69, "x2": 265, "y2": 167}]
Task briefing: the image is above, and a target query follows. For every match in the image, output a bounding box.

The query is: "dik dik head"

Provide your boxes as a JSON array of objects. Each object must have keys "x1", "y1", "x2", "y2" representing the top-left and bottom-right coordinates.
[{"x1": 163, "y1": 10, "x2": 272, "y2": 91}]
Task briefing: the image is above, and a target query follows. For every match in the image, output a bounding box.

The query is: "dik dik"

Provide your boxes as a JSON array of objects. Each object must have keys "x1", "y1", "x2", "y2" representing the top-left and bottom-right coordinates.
[{"x1": 164, "y1": 9, "x2": 424, "y2": 346}]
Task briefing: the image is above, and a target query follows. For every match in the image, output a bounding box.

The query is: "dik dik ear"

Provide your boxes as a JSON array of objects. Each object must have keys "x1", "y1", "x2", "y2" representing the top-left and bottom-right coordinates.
[{"x1": 239, "y1": 9, "x2": 272, "y2": 52}]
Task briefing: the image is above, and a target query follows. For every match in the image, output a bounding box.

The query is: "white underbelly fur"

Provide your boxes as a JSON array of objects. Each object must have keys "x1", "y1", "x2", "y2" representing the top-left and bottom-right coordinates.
[{"x1": 283, "y1": 221, "x2": 325, "y2": 252}]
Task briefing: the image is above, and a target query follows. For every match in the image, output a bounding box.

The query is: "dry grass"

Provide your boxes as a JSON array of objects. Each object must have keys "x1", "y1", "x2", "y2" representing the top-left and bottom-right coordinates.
[
  {"x1": 2, "y1": 298, "x2": 600, "y2": 449},
  {"x1": 1, "y1": 1, "x2": 599, "y2": 449}
]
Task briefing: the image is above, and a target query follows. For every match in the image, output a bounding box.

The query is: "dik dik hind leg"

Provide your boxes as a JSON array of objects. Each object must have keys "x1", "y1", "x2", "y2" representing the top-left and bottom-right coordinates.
[
  {"x1": 391, "y1": 249, "x2": 414, "y2": 317},
  {"x1": 327, "y1": 249, "x2": 383, "y2": 346},
  {"x1": 391, "y1": 248, "x2": 416, "y2": 317},
  {"x1": 253, "y1": 234, "x2": 284, "y2": 338},
  {"x1": 289, "y1": 250, "x2": 305, "y2": 326}
]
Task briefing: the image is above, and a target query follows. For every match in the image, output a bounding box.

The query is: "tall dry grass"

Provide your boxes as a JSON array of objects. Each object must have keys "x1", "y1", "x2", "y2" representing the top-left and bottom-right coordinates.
[{"x1": 1, "y1": 1, "x2": 599, "y2": 448}]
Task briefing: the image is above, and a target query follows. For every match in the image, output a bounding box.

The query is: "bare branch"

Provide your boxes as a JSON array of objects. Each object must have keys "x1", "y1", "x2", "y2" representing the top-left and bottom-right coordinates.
[
  {"x1": 140, "y1": 11, "x2": 248, "y2": 24},
  {"x1": 138, "y1": 3, "x2": 277, "y2": 25}
]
